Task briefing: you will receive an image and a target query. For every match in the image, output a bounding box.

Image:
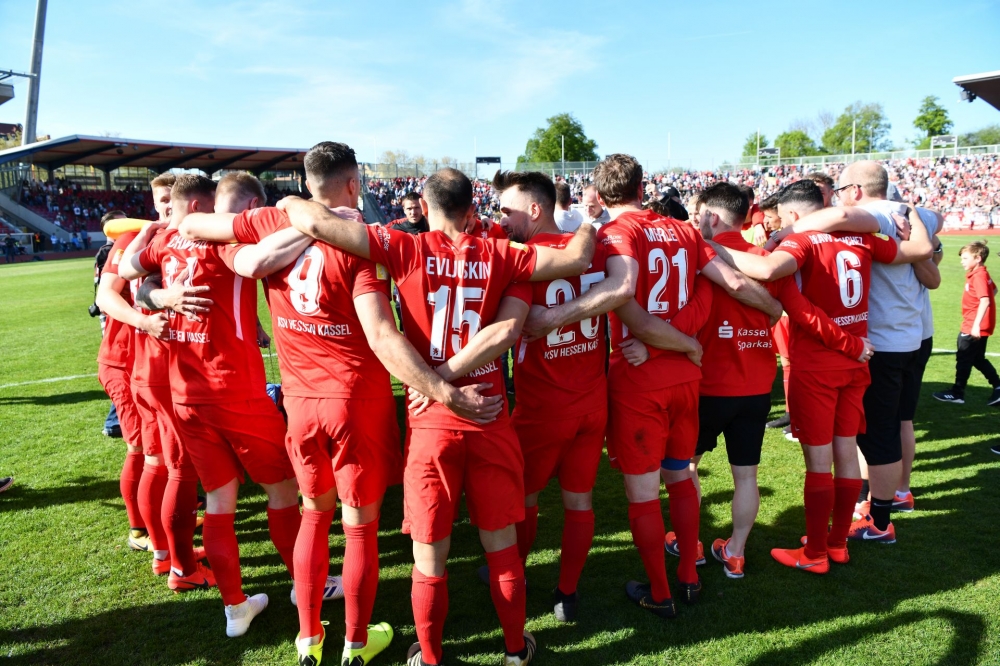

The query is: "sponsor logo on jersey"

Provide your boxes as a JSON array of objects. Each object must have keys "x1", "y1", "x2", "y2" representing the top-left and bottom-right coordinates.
[
  {"x1": 376, "y1": 263, "x2": 388, "y2": 280},
  {"x1": 833, "y1": 312, "x2": 868, "y2": 326},
  {"x1": 508, "y1": 241, "x2": 527, "y2": 252},
  {"x1": 873, "y1": 232, "x2": 889, "y2": 241},
  {"x1": 718, "y1": 321, "x2": 734, "y2": 339}
]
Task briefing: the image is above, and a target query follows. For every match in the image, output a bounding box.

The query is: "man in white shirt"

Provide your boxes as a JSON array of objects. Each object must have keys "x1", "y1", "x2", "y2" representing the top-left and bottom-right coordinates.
[
  {"x1": 581, "y1": 184, "x2": 610, "y2": 228},
  {"x1": 553, "y1": 181, "x2": 584, "y2": 232}
]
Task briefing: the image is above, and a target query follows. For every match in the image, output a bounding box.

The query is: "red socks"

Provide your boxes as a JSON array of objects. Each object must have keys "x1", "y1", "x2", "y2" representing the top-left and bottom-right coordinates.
[
  {"x1": 138, "y1": 463, "x2": 168, "y2": 552},
  {"x1": 829, "y1": 477, "x2": 863, "y2": 549},
  {"x1": 558, "y1": 508, "x2": 594, "y2": 595},
  {"x1": 628, "y1": 499, "x2": 672, "y2": 602},
  {"x1": 514, "y1": 505, "x2": 539, "y2": 565},
  {"x1": 411, "y1": 568, "x2": 448, "y2": 665},
  {"x1": 666, "y1": 479, "x2": 701, "y2": 584},
  {"x1": 267, "y1": 505, "x2": 302, "y2": 578},
  {"x1": 120, "y1": 451, "x2": 145, "y2": 530},
  {"x1": 782, "y1": 363, "x2": 791, "y2": 405},
  {"x1": 161, "y1": 474, "x2": 199, "y2": 575},
  {"x1": 803, "y1": 472, "x2": 835, "y2": 559},
  {"x1": 202, "y1": 512, "x2": 245, "y2": 606},
  {"x1": 343, "y1": 520, "x2": 381, "y2": 645},
  {"x1": 485, "y1": 545, "x2": 527, "y2": 655},
  {"x1": 294, "y1": 508, "x2": 334, "y2": 639}
]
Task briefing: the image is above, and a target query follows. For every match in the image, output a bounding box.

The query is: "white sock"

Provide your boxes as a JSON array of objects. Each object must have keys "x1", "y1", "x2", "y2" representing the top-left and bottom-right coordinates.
[
  {"x1": 895, "y1": 489, "x2": 910, "y2": 499},
  {"x1": 154, "y1": 550, "x2": 169, "y2": 560},
  {"x1": 345, "y1": 640, "x2": 364, "y2": 650},
  {"x1": 297, "y1": 633, "x2": 322, "y2": 647}
]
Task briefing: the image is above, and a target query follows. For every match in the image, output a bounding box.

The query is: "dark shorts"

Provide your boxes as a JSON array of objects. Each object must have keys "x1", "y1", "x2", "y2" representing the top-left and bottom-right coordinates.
[
  {"x1": 695, "y1": 394, "x2": 771, "y2": 467},
  {"x1": 858, "y1": 349, "x2": 919, "y2": 466},
  {"x1": 900, "y1": 337, "x2": 933, "y2": 421}
]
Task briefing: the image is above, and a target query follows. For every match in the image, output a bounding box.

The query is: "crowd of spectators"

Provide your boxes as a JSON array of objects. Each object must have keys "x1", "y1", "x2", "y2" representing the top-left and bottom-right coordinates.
[{"x1": 17, "y1": 178, "x2": 152, "y2": 234}]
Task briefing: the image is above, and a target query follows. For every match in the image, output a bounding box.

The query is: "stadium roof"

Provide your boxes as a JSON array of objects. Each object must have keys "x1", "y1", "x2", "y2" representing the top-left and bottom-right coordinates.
[
  {"x1": 953, "y1": 70, "x2": 1000, "y2": 112},
  {"x1": 0, "y1": 134, "x2": 307, "y2": 174}
]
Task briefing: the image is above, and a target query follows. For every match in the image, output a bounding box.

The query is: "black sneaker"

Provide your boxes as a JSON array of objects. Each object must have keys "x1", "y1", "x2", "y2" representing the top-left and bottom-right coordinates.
[
  {"x1": 933, "y1": 391, "x2": 964, "y2": 404},
  {"x1": 678, "y1": 578, "x2": 701, "y2": 606},
  {"x1": 102, "y1": 425, "x2": 123, "y2": 438},
  {"x1": 552, "y1": 587, "x2": 578, "y2": 622},
  {"x1": 625, "y1": 580, "x2": 676, "y2": 619},
  {"x1": 988, "y1": 387, "x2": 1000, "y2": 407},
  {"x1": 766, "y1": 413, "x2": 791, "y2": 429},
  {"x1": 990, "y1": 444, "x2": 1000, "y2": 456}
]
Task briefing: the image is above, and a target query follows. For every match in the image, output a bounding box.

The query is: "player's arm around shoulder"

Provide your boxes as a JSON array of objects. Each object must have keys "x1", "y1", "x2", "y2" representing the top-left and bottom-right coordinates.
[
  {"x1": 701, "y1": 255, "x2": 785, "y2": 320},
  {"x1": 436, "y1": 295, "x2": 530, "y2": 382},
  {"x1": 707, "y1": 241, "x2": 796, "y2": 282},
  {"x1": 529, "y1": 222, "x2": 595, "y2": 282},
  {"x1": 281, "y1": 196, "x2": 371, "y2": 259},
  {"x1": 231, "y1": 227, "x2": 312, "y2": 279},
  {"x1": 888, "y1": 207, "x2": 934, "y2": 264},
  {"x1": 178, "y1": 212, "x2": 238, "y2": 242}
]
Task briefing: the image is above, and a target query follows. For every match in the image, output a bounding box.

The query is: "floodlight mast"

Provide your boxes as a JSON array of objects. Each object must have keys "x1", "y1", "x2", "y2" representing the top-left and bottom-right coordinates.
[{"x1": 22, "y1": 0, "x2": 47, "y2": 146}]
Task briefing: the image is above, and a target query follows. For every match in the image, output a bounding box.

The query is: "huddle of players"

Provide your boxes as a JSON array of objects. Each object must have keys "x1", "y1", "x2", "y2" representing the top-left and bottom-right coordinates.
[{"x1": 95, "y1": 142, "x2": 935, "y2": 666}]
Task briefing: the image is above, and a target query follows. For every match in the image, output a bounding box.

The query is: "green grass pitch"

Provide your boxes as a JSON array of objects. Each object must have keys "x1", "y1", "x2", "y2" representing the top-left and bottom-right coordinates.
[{"x1": 1, "y1": 237, "x2": 999, "y2": 665}]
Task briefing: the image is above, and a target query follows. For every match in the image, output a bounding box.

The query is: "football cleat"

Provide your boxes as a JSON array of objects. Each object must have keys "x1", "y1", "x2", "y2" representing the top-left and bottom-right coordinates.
[
  {"x1": 168, "y1": 562, "x2": 217, "y2": 592},
  {"x1": 766, "y1": 413, "x2": 791, "y2": 429},
  {"x1": 225, "y1": 593, "x2": 268, "y2": 637},
  {"x1": 991, "y1": 444, "x2": 1000, "y2": 456},
  {"x1": 0, "y1": 476, "x2": 13, "y2": 494},
  {"x1": 342, "y1": 622, "x2": 393, "y2": 666},
  {"x1": 711, "y1": 538, "x2": 745, "y2": 579},
  {"x1": 892, "y1": 491, "x2": 915, "y2": 512},
  {"x1": 297, "y1": 624, "x2": 325, "y2": 666},
  {"x1": 678, "y1": 578, "x2": 701, "y2": 605},
  {"x1": 291, "y1": 575, "x2": 345, "y2": 606},
  {"x1": 128, "y1": 529, "x2": 152, "y2": 552},
  {"x1": 771, "y1": 546, "x2": 829, "y2": 574},
  {"x1": 932, "y1": 390, "x2": 964, "y2": 404},
  {"x1": 504, "y1": 631, "x2": 536, "y2": 666},
  {"x1": 664, "y1": 531, "x2": 706, "y2": 565},
  {"x1": 853, "y1": 500, "x2": 870, "y2": 522},
  {"x1": 847, "y1": 515, "x2": 896, "y2": 543},
  {"x1": 988, "y1": 386, "x2": 1000, "y2": 406},
  {"x1": 156, "y1": 547, "x2": 208, "y2": 576},
  {"x1": 799, "y1": 536, "x2": 849, "y2": 564},
  {"x1": 102, "y1": 425, "x2": 122, "y2": 438},
  {"x1": 405, "y1": 642, "x2": 426, "y2": 666},
  {"x1": 552, "y1": 587, "x2": 578, "y2": 623},
  {"x1": 625, "y1": 580, "x2": 676, "y2": 619}
]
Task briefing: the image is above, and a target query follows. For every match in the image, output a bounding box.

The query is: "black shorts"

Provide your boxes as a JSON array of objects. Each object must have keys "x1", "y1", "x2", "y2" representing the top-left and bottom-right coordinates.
[
  {"x1": 900, "y1": 337, "x2": 933, "y2": 421},
  {"x1": 695, "y1": 394, "x2": 771, "y2": 467},
  {"x1": 857, "y1": 349, "x2": 918, "y2": 466}
]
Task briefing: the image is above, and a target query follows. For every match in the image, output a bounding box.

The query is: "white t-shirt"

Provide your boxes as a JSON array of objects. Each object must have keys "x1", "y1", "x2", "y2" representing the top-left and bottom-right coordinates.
[
  {"x1": 554, "y1": 208, "x2": 584, "y2": 232},
  {"x1": 863, "y1": 200, "x2": 923, "y2": 353}
]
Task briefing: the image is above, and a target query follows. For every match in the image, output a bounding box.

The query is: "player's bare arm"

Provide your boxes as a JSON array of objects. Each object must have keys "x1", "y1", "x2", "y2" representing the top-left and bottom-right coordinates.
[
  {"x1": 354, "y1": 291, "x2": 503, "y2": 424},
  {"x1": 118, "y1": 222, "x2": 166, "y2": 281},
  {"x1": 913, "y1": 256, "x2": 942, "y2": 289},
  {"x1": 708, "y1": 243, "x2": 798, "y2": 282},
  {"x1": 889, "y1": 207, "x2": 934, "y2": 264},
  {"x1": 178, "y1": 212, "x2": 239, "y2": 242},
  {"x1": 614, "y1": 298, "x2": 702, "y2": 366},
  {"x1": 232, "y1": 227, "x2": 313, "y2": 279},
  {"x1": 436, "y1": 296, "x2": 529, "y2": 382},
  {"x1": 135, "y1": 270, "x2": 213, "y2": 320},
  {"x1": 701, "y1": 256, "x2": 784, "y2": 320},
  {"x1": 280, "y1": 196, "x2": 370, "y2": 259},
  {"x1": 529, "y1": 223, "x2": 596, "y2": 282},
  {"x1": 95, "y1": 272, "x2": 169, "y2": 340},
  {"x1": 766, "y1": 207, "x2": 880, "y2": 248},
  {"x1": 523, "y1": 254, "x2": 637, "y2": 340}
]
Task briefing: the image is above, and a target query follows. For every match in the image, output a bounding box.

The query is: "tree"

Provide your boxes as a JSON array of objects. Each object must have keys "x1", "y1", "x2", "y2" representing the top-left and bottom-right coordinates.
[
  {"x1": 0, "y1": 130, "x2": 22, "y2": 151},
  {"x1": 773, "y1": 130, "x2": 821, "y2": 158},
  {"x1": 518, "y1": 113, "x2": 598, "y2": 164},
  {"x1": 821, "y1": 102, "x2": 891, "y2": 154},
  {"x1": 913, "y1": 95, "x2": 953, "y2": 140},
  {"x1": 742, "y1": 132, "x2": 768, "y2": 157},
  {"x1": 961, "y1": 125, "x2": 1000, "y2": 147}
]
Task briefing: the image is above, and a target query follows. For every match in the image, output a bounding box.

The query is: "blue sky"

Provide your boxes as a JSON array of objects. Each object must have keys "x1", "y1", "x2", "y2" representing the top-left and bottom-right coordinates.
[{"x1": 1, "y1": 0, "x2": 999, "y2": 170}]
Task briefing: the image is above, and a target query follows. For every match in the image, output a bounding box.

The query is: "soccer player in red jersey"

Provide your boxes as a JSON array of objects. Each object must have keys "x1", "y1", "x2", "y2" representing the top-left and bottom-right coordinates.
[
  {"x1": 477, "y1": 170, "x2": 608, "y2": 622},
  {"x1": 95, "y1": 222, "x2": 170, "y2": 554},
  {"x1": 180, "y1": 146, "x2": 504, "y2": 666},
  {"x1": 678, "y1": 182, "x2": 870, "y2": 578},
  {"x1": 523, "y1": 154, "x2": 782, "y2": 617},
  {"x1": 120, "y1": 174, "x2": 311, "y2": 637},
  {"x1": 710, "y1": 180, "x2": 932, "y2": 572},
  {"x1": 281, "y1": 167, "x2": 595, "y2": 666}
]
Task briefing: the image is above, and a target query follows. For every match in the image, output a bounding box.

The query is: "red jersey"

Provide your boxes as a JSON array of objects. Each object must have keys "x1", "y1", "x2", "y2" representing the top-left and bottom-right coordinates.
[
  {"x1": 365, "y1": 226, "x2": 536, "y2": 431},
  {"x1": 137, "y1": 228, "x2": 265, "y2": 404},
  {"x1": 601, "y1": 209, "x2": 716, "y2": 392},
  {"x1": 468, "y1": 219, "x2": 507, "y2": 240},
  {"x1": 962, "y1": 265, "x2": 996, "y2": 336},
  {"x1": 232, "y1": 207, "x2": 393, "y2": 399},
  {"x1": 511, "y1": 233, "x2": 608, "y2": 421},
  {"x1": 130, "y1": 228, "x2": 170, "y2": 388},
  {"x1": 775, "y1": 231, "x2": 897, "y2": 371},
  {"x1": 97, "y1": 232, "x2": 137, "y2": 370}
]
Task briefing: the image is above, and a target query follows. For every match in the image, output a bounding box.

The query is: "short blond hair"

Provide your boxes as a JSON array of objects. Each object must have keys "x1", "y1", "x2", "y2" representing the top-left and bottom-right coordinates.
[
  {"x1": 217, "y1": 172, "x2": 266, "y2": 203},
  {"x1": 150, "y1": 173, "x2": 176, "y2": 190}
]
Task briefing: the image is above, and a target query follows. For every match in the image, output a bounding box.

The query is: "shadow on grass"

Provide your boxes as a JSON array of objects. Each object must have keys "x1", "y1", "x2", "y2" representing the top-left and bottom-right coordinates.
[
  {"x1": 0, "y1": 390, "x2": 108, "y2": 406},
  {"x1": 0, "y1": 476, "x2": 121, "y2": 512}
]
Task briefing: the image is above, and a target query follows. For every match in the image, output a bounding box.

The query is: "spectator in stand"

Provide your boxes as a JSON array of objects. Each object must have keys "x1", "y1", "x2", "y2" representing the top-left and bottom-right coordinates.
[
  {"x1": 553, "y1": 181, "x2": 584, "y2": 232},
  {"x1": 386, "y1": 191, "x2": 429, "y2": 234},
  {"x1": 4, "y1": 235, "x2": 16, "y2": 263},
  {"x1": 581, "y1": 184, "x2": 610, "y2": 228}
]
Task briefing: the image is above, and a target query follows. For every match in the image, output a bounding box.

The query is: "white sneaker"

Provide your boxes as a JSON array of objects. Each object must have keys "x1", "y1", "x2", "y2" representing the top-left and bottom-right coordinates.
[
  {"x1": 225, "y1": 593, "x2": 268, "y2": 637},
  {"x1": 290, "y1": 575, "x2": 345, "y2": 606}
]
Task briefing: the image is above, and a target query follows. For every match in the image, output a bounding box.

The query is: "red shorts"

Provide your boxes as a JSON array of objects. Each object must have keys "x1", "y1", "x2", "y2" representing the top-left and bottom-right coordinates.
[
  {"x1": 173, "y1": 398, "x2": 293, "y2": 492},
  {"x1": 133, "y1": 383, "x2": 195, "y2": 476},
  {"x1": 284, "y1": 395, "x2": 401, "y2": 506},
  {"x1": 788, "y1": 367, "x2": 870, "y2": 446},
  {"x1": 607, "y1": 380, "x2": 699, "y2": 474},
  {"x1": 513, "y1": 409, "x2": 606, "y2": 495},
  {"x1": 403, "y1": 426, "x2": 524, "y2": 543},
  {"x1": 98, "y1": 364, "x2": 143, "y2": 451},
  {"x1": 772, "y1": 315, "x2": 790, "y2": 358}
]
